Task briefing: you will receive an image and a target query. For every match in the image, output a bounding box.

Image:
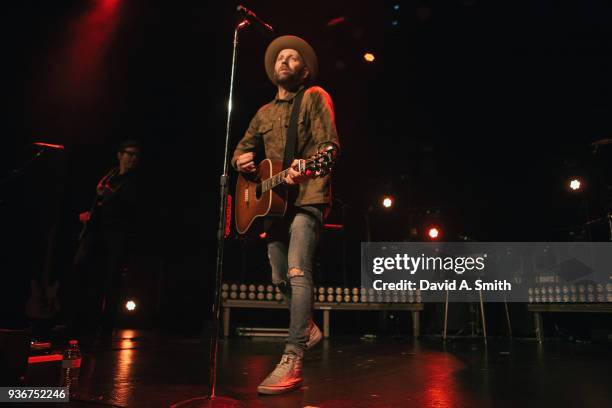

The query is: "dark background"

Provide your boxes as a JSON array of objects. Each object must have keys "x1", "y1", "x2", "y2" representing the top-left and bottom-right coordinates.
[{"x1": 7, "y1": 0, "x2": 612, "y2": 333}]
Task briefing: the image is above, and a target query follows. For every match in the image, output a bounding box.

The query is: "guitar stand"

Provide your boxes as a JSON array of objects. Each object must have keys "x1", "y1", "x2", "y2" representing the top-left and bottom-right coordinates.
[
  {"x1": 442, "y1": 290, "x2": 512, "y2": 346},
  {"x1": 442, "y1": 290, "x2": 513, "y2": 344},
  {"x1": 442, "y1": 290, "x2": 487, "y2": 344}
]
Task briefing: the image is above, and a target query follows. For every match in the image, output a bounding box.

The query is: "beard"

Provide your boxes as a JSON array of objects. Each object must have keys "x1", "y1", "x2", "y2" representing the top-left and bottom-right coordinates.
[{"x1": 273, "y1": 66, "x2": 307, "y2": 89}]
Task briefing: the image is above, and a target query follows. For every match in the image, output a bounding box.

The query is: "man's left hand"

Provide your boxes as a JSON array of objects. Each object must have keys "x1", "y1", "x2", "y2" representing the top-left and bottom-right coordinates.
[{"x1": 285, "y1": 159, "x2": 310, "y2": 185}]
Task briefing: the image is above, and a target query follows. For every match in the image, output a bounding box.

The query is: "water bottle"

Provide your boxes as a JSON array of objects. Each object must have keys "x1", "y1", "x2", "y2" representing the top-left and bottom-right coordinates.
[{"x1": 60, "y1": 339, "x2": 82, "y2": 391}]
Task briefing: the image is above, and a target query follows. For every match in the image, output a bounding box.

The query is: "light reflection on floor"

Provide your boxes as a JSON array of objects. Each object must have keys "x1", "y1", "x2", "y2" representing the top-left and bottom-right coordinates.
[{"x1": 113, "y1": 330, "x2": 135, "y2": 406}]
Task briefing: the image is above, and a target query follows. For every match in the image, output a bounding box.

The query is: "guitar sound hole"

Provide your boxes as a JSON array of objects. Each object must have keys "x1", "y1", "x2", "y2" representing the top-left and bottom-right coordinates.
[{"x1": 255, "y1": 184, "x2": 262, "y2": 199}]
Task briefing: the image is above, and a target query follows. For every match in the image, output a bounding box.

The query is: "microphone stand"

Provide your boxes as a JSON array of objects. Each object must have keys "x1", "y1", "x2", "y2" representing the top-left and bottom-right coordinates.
[
  {"x1": 172, "y1": 18, "x2": 252, "y2": 408},
  {"x1": 0, "y1": 145, "x2": 50, "y2": 187}
]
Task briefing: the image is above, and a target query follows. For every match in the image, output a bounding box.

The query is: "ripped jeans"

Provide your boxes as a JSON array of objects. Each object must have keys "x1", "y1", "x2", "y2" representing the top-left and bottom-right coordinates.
[{"x1": 267, "y1": 205, "x2": 323, "y2": 357}]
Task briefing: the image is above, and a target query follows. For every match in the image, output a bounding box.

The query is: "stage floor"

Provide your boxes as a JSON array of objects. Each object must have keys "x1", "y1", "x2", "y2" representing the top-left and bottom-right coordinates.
[{"x1": 57, "y1": 330, "x2": 611, "y2": 407}]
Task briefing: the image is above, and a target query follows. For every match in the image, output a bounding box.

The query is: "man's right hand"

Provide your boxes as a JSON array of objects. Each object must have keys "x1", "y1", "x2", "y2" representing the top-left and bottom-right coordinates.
[{"x1": 236, "y1": 152, "x2": 256, "y2": 173}]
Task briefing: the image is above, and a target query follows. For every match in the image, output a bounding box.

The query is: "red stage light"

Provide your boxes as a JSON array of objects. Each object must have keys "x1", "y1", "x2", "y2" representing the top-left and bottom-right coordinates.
[
  {"x1": 324, "y1": 224, "x2": 343, "y2": 230},
  {"x1": 326, "y1": 16, "x2": 347, "y2": 27}
]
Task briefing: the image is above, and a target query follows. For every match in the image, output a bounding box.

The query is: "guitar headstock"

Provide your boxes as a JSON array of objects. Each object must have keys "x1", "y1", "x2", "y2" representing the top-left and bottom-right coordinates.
[{"x1": 304, "y1": 142, "x2": 339, "y2": 177}]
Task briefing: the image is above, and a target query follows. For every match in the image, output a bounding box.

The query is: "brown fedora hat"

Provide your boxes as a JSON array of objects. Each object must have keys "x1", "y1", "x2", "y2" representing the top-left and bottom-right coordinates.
[{"x1": 264, "y1": 35, "x2": 318, "y2": 84}]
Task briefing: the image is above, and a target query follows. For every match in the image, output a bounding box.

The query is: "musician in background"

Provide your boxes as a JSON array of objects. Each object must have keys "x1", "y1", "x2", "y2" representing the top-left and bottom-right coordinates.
[
  {"x1": 233, "y1": 35, "x2": 340, "y2": 395},
  {"x1": 67, "y1": 140, "x2": 143, "y2": 344}
]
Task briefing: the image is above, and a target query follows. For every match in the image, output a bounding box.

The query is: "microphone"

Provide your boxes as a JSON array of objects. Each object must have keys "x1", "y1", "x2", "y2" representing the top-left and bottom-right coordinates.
[
  {"x1": 590, "y1": 138, "x2": 612, "y2": 155},
  {"x1": 33, "y1": 142, "x2": 65, "y2": 150},
  {"x1": 236, "y1": 5, "x2": 274, "y2": 32}
]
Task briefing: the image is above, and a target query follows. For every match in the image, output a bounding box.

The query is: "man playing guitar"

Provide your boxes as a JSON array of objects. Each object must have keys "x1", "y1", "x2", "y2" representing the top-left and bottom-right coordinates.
[
  {"x1": 232, "y1": 35, "x2": 340, "y2": 395},
  {"x1": 68, "y1": 140, "x2": 142, "y2": 345}
]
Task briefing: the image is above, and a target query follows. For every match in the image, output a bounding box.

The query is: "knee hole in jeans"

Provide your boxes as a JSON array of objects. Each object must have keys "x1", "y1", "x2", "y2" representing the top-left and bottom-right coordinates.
[{"x1": 288, "y1": 267, "x2": 305, "y2": 278}]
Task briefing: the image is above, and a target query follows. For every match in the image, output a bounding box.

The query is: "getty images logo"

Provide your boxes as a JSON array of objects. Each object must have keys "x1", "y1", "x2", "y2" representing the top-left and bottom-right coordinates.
[{"x1": 372, "y1": 253, "x2": 488, "y2": 275}]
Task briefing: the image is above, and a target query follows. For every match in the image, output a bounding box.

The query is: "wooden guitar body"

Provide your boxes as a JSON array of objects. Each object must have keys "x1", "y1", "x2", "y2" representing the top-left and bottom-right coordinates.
[{"x1": 235, "y1": 159, "x2": 287, "y2": 234}]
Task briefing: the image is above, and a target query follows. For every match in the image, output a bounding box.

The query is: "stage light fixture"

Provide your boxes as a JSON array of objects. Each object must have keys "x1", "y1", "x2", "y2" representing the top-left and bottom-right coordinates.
[
  {"x1": 569, "y1": 178, "x2": 582, "y2": 191},
  {"x1": 125, "y1": 300, "x2": 136, "y2": 311},
  {"x1": 427, "y1": 226, "x2": 440, "y2": 240},
  {"x1": 382, "y1": 196, "x2": 393, "y2": 208},
  {"x1": 364, "y1": 53, "x2": 375, "y2": 62}
]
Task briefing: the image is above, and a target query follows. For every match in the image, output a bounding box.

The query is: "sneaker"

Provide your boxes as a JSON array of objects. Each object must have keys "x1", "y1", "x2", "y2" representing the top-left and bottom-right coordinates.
[
  {"x1": 305, "y1": 321, "x2": 322, "y2": 350},
  {"x1": 257, "y1": 353, "x2": 303, "y2": 395}
]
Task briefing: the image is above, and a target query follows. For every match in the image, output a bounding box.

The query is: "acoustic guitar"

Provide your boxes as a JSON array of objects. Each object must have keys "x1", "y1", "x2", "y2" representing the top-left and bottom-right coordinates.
[{"x1": 235, "y1": 142, "x2": 338, "y2": 234}]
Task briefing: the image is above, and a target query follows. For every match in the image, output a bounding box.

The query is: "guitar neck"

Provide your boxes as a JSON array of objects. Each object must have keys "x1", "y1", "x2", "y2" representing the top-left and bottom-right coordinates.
[
  {"x1": 257, "y1": 146, "x2": 336, "y2": 194},
  {"x1": 260, "y1": 158, "x2": 311, "y2": 193},
  {"x1": 260, "y1": 168, "x2": 291, "y2": 193}
]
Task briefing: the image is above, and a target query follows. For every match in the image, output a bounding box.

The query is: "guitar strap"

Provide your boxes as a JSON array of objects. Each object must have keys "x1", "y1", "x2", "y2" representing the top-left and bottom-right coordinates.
[
  {"x1": 282, "y1": 87, "x2": 308, "y2": 169},
  {"x1": 261, "y1": 87, "x2": 307, "y2": 231}
]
